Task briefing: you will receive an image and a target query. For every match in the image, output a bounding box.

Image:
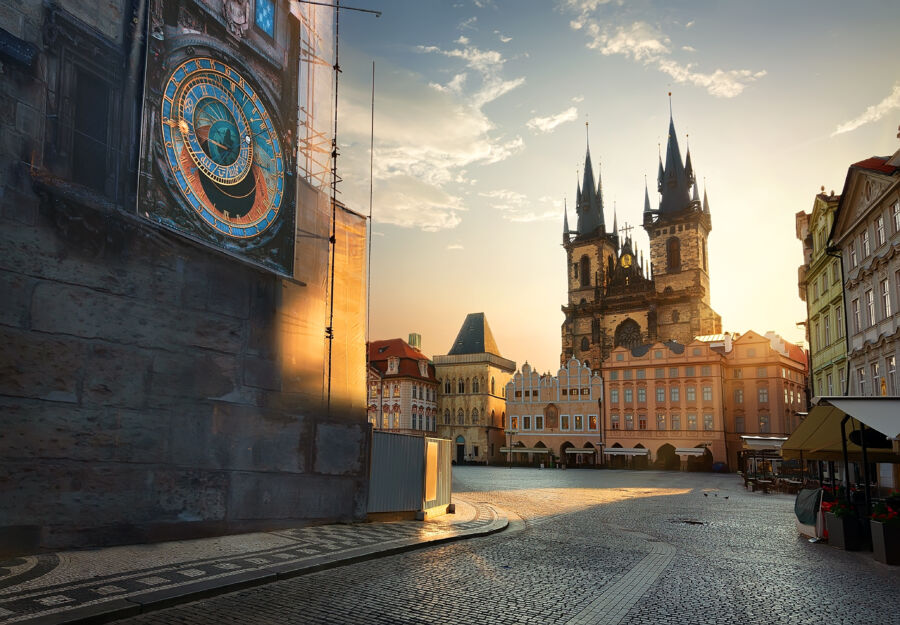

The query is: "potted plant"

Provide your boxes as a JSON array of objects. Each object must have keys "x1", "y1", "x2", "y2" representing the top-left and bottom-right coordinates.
[
  {"x1": 824, "y1": 500, "x2": 862, "y2": 551},
  {"x1": 870, "y1": 497, "x2": 900, "y2": 565}
]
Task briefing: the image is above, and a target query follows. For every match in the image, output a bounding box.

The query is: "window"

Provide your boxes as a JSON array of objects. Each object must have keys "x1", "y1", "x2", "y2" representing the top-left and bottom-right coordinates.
[
  {"x1": 560, "y1": 414, "x2": 570, "y2": 430},
  {"x1": 692, "y1": 348, "x2": 702, "y2": 357},
  {"x1": 654, "y1": 350, "x2": 663, "y2": 359},
  {"x1": 656, "y1": 368, "x2": 665, "y2": 378},
  {"x1": 882, "y1": 279, "x2": 892, "y2": 318},
  {"x1": 473, "y1": 378, "x2": 480, "y2": 393},
  {"x1": 615, "y1": 353, "x2": 624, "y2": 361},
  {"x1": 589, "y1": 415, "x2": 598, "y2": 430},
  {"x1": 832, "y1": 260, "x2": 840, "y2": 285},
  {"x1": 857, "y1": 367, "x2": 866, "y2": 395},
  {"x1": 622, "y1": 369, "x2": 632, "y2": 380},
  {"x1": 703, "y1": 414, "x2": 713, "y2": 430},
  {"x1": 443, "y1": 409, "x2": 450, "y2": 424},
  {"x1": 491, "y1": 377, "x2": 495, "y2": 394},
  {"x1": 667, "y1": 237, "x2": 681, "y2": 271},
  {"x1": 610, "y1": 414, "x2": 619, "y2": 430},
  {"x1": 866, "y1": 290, "x2": 875, "y2": 326},
  {"x1": 458, "y1": 379, "x2": 465, "y2": 394},
  {"x1": 839, "y1": 368, "x2": 846, "y2": 395},
  {"x1": 522, "y1": 416, "x2": 531, "y2": 430},
  {"x1": 888, "y1": 357, "x2": 897, "y2": 394},
  {"x1": 758, "y1": 387, "x2": 769, "y2": 403},
  {"x1": 610, "y1": 371, "x2": 619, "y2": 381},
  {"x1": 756, "y1": 367, "x2": 766, "y2": 378},
  {"x1": 639, "y1": 416, "x2": 647, "y2": 430},
  {"x1": 580, "y1": 256, "x2": 590, "y2": 287},
  {"x1": 871, "y1": 363, "x2": 881, "y2": 396},
  {"x1": 686, "y1": 366, "x2": 696, "y2": 377},
  {"x1": 877, "y1": 216, "x2": 886, "y2": 246},
  {"x1": 671, "y1": 413, "x2": 681, "y2": 430},
  {"x1": 686, "y1": 386, "x2": 696, "y2": 402},
  {"x1": 701, "y1": 366, "x2": 712, "y2": 376},
  {"x1": 734, "y1": 388, "x2": 743, "y2": 404},
  {"x1": 836, "y1": 306, "x2": 844, "y2": 338},
  {"x1": 826, "y1": 373, "x2": 834, "y2": 396},
  {"x1": 656, "y1": 386, "x2": 665, "y2": 402},
  {"x1": 759, "y1": 414, "x2": 770, "y2": 433},
  {"x1": 511, "y1": 416, "x2": 519, "y2": 430},
  {"x1": 702, "y1": 386, "x2": 713, "y2": 401},
  {"x1": 458, "y1": 409, "x2": 465, "y2": 425},
  {"x1": 813, "y1": 281, "x2": 819, "y2": 300},
  {"x1": 734, "y1": 368, "x2": 743, "y2": 379},
  {"x1": 393, "y1": 385, "x2": 400, "y2": 397},
  {"x1": 735, "y1": 416, "x2": 745, "y2": 433},
  {"x1": 894, "y1": 201, "x2": 900, "y2": 234},
  {"x1": 610, "y1": 388, "x2": 619, "y2": 404},
  {"x1": 687, "y1": 414, "x2": 697, "y2": 430},
  {"x1": 535, "y1": 415, "x2": 544, "y2": 430},
  {"x1": 748, "y1": 348, "x2": 756, "y2": 357},
  {"x1": 814, "y1": 321, "x2": 820, "y2": 350},
  {"x1": 636, "y1": 369, "x2": 646, "y2": 379},
  {"x1": 255, "y1": 0, "x2": 275, "y2": 36},
  {"x1": 670, "y1": 386, "x2": 680, "y2": 402},
  {"x1": 850, "y1": 243, "x2": 858, "y2": 268},
  {"x1": 412, "y1": 386, "x2": 417, "y2": 399},
  {"x1": 581, "y1": 337, "x2": 590, "y2": 352},
  {"x1": 444, "y1": 380, "x2": 451, "y2": 394},
  {"x1": 824, "y1": 314, "x2": 831, "y2": 346},
  {"x1": 625, "y1": 414, "x2": 634, "y2": 430},
  {"x1": 862, "y1": 230, "x2": 871, "y2": 257},
  {"x1": 72, "y1": 69, "x2": 113, "y2": 193},
  {"x1": 669, "y1": 367, "x2": 679, "y2": 377},
  {"x1": 624, "y1": 388, "x2": 633, "y2": 403},
  {"x1": 472, "y1": 408, "x2": 479, "y2": 424},
  {"x1": 637, "y1": 387, "x2": 646, "y2": 403},
  {"x1": 657, "y1": 414, "x2": 666, "y2": 430},
  {"x1": 574, "y1": 415, "x2": 584, "y2": 430}
]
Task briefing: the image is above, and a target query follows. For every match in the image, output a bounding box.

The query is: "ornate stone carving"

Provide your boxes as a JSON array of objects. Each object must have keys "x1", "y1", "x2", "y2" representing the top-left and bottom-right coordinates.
[{"x1": 223, "y1": 0, "x2": 251, "y2": 38}]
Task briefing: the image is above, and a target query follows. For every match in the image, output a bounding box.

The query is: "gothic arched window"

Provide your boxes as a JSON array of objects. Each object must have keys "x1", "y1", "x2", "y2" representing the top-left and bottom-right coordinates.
[
  {"x1": 444, "y1": 379, "x2": 451, "y2": 394},
  {"x1": 473, "y1": 378, "x2": 480, "y2": 393},
  {"x1": 614, "y1": 318, "x2": 642, "y2": 350},
  {"x1": 471, "y1": 408, "x2": 479, "y2": 424},
  {"x1": 666, "y1": 237, "x2": 681, "y2": 272},
  {"x1": 580, "y1": 255, "x2": 591, "y2": 287},
  {"x1": 581, "y1": 337, "x2": 590, "y2": 352},
  {"x1": 443, "y1": 409, "x2": 450, "y2": 424},
  {"x1": 458, "y1": 379, "x2": 465, "y2": 394},
  {"x1": 457, "y1": 408, "x2": 465, "y2": 425},
  {"x1": 491, "y1": 377, "x2": 495, "y2": 394}
]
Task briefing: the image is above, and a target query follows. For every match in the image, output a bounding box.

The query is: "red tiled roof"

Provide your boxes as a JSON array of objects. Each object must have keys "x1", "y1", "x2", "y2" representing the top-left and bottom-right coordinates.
[
  {"x1": 852, "y1": 157, "x2": 898, "y2": 175},
  {"x1": 368, "y1": 338, "x2": 437, "y2": 382}
]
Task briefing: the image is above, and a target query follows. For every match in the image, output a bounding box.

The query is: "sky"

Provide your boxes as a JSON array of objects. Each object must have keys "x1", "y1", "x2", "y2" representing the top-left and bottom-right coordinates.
[{"x1": 333, "y1": 0, "x2": 900, "y2": 374}]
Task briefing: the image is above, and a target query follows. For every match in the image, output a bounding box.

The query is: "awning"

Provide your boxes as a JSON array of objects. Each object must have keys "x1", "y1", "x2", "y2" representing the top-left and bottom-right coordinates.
[
  {"x1": 781, "y1": 397, "x2": 900, "y2": 462},
  {"x1": 500, "y1": 447, "x2": 551, "y2": 454},
  {"x1": 675, "y1": 448, "x2": 706, "y2": 456},
  {"x1": 741, "y1": 435, "x2": 788, "y2": 450},
  {"x1": 565, "y1": 448, "x2": 598, "y2": 454},
  {"x1": 603, "y1": 448, "x2": 649, "y2": 456}
]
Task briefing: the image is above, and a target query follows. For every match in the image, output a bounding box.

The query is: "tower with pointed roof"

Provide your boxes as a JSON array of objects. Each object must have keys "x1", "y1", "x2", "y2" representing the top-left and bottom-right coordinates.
[
  {"x1": 561, "y1": 102, "x2": 721, "y2": 369},
  {"x1": 642, "y1": 102, "x2": 721, "y2": 343}
]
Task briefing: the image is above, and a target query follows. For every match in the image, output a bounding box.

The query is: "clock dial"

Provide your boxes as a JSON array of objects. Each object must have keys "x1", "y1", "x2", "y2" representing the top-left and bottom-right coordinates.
[
  {"x1": 621, "y1": 253, "x2": 633, "y2": 268},
  {"x1": 160, "y1": 57, "x2": 285, "y2": 238}
]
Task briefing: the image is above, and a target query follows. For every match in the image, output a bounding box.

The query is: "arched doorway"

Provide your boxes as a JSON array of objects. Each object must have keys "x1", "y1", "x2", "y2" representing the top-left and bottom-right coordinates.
[
  {"x1": 609, "y1": 442, "x2": 626, "y2": 469},
  {"x1": 656, "y1": 443, "x2": 678, "y2": 470},
  {"x1": 560, "y1": 441, "x2": 574, "y2": 468},
  {"x1": 584, "y1": 441, "x2": 596, "y2": 467},
  {"x1": 633, "y1": 443, "x2": 648, "y2": 470},
  {"x1": 534, "y1": 441, "x2": 547, "y2": 467},
  {"x1": 455, "y1": 435, "x2": 465, "y2": 465},
  {"x1": 687, "y1": 446, "x2": 713, "y2": 472}
]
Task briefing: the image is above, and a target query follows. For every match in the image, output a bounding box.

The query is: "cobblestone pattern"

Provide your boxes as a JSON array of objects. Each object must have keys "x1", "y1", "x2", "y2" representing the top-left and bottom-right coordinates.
[
  {"x1": 114, "y1": 469, "x2": 900, "y2": 624},
  {"x1": 0, "y1": 505, "x2": 496, "y2": 624}
]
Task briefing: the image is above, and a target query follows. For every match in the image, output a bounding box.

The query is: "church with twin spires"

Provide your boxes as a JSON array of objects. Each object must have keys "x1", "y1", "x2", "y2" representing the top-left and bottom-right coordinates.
[{"x1": 561, "y1": 108, "x2": 722, "y2": 367}]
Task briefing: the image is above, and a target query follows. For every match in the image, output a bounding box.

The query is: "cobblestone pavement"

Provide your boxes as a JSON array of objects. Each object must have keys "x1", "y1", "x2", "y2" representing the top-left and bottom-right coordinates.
[
  {"x1": 0, "y1": 499, "x2": 502, "y2": 624},
  {"x1": 118, "y1": 468, "x2": 900, "y2": 625}
]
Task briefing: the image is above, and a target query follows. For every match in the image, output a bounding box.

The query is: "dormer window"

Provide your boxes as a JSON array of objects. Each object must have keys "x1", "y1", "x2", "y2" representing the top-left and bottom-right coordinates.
[
  {"x1": 418, "y1": 360, "x2": 428, "y2": 376},
  {"x1": 388, "y1": 357, "x2": 399, "y2": 374}
]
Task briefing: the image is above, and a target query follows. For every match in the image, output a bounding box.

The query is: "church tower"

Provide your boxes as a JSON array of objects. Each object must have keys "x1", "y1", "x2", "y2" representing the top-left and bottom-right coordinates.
[{"x1": 642, "y1": 105, "x2": 721, "y2": 342}]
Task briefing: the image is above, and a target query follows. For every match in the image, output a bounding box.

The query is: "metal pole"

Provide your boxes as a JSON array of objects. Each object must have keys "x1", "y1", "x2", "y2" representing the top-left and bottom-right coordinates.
[
  {"x1": 859, "y1": 423, "x2": 872, "y2": 516},
  {"x1": 840, "y1": 415, "x2": 851, "y2": 506}
]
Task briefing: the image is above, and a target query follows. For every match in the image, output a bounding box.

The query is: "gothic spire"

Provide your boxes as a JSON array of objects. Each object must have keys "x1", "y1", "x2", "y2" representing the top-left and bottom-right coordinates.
[
  {"x1": 563, "y1": 198, "x2": 570, "y2": 240},
  {"x1": 685, "y1": 145, "x2": 694, "y2": 184},
  {"x1": 692, "y1": 180, "x2": 700, "y2": 202},
  {"x1": 658, "y1": 98, "x2": 692, "y2": 214},
  {"x1": 703, "y1": 185, "x2": 710, "y2": 214},
  {"x1": 643, "y1": 177, "x2": 653, "y2": 217},
  {"x1": 656, "y1": 153, "x2": 664, "y2": 194},
  {"x1": 576, "y1": 135, "x2": 605, "y2": 237}
]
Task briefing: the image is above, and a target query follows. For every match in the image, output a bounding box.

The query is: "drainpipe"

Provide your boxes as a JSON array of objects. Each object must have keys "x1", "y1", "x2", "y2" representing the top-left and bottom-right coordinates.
[{"x1": 825, "y1": 246, "x2": 850, "y2": 395}]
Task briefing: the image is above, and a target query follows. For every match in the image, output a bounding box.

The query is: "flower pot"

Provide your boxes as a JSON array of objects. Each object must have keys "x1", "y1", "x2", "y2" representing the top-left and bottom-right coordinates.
[
  {"x1": 871, "y1": 520, "x2": 900, "y2": 565},
  {"x1": 825, "y1": 511, "x2": 861, "y2": 551}
]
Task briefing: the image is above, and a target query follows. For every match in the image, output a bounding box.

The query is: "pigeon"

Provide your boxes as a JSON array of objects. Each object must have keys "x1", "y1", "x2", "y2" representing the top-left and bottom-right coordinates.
[
  {"x1": 703, "y1": 493, "x2": 708, "y2": 497},
  {"x1": 724, "y1": 496, "x2": 729, "y2": 500},
  {"x1": 714, "y1": 493, "x2": 718, "y2": 497}
]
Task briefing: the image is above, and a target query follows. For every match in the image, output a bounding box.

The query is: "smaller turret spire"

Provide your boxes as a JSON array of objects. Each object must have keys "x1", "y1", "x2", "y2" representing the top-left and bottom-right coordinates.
[
  {"x1": 702, "y1": 184, "x2": 710, "y2": 214},
  {"x1": 692, "y1": 180, "x2": 700, "y2": 202},
  {"x1": 563, "y1": 197, "x2": 570, "y2": 240},
  {"x1": 643, "y1": 177, "x2": 653, "y2": 215}
]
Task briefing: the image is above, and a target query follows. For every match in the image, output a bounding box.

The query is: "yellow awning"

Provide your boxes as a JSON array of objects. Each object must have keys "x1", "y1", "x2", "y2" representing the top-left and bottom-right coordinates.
[{"x1": 781, "y1": 397, "x2": 900, "y2": 462}]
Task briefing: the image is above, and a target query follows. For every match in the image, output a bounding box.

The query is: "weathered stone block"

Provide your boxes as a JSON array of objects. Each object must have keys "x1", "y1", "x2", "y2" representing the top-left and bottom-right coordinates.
[
  {"x1": 0, "y1": 270, "x2": 33, "y2": 328},
  {"x1": 82, "y1": 342, "x2": 152, "y2": 407},
  {"x1": 0, "y1": 326, "x2": 81, "y2": 402},
  {"x1": 242, "y1": 355, "x2": 281, "y2": 391},
  {"x1": 227, "y1": 473, "x2": 356, "y2": 521},
  {"x1": 30, "y1": 282, "x2": 244, "y2": 353},
  {"x1": 314, "y1": 422, "x2": 365, "y2": 476}
]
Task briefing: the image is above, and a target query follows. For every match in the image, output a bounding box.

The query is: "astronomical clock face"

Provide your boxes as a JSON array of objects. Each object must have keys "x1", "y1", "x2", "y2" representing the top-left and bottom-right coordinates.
[{"x1": 160, "y1": 58, "x2": 285, "y2": 238}]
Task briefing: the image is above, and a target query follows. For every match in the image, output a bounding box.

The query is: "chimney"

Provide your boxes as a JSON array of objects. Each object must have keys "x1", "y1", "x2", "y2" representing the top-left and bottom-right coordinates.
[{"x1": 408, "y1": 333, "x2": 422, "y2": 350}]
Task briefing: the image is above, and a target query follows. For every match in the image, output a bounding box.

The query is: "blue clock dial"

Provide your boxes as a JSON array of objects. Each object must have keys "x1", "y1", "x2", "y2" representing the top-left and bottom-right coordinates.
[{"x1": 160, "y1": 58, "x2": 285, "y2": 239}]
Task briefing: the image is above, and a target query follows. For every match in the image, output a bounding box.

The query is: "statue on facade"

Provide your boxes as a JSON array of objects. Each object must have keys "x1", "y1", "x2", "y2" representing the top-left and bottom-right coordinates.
[{"x1": 224, "y1": 0, "x2": 251, "y2": 38}]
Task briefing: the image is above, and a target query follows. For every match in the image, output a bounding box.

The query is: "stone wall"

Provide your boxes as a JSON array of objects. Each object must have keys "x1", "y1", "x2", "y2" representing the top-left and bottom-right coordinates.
[{"x1": 0, "y1": 0, "x2": 368, "y2": 557}]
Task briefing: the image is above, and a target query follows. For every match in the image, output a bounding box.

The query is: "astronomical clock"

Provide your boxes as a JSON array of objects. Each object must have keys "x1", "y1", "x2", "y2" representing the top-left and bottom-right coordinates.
[{"x1": 138, "y1": 0, "x2": 298, "y2": 275}]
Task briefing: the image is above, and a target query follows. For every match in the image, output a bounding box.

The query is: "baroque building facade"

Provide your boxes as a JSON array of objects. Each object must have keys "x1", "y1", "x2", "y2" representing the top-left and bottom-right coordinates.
[
  {"x1": 503, "y1": 359, "x2": 604, "y2": 466},
  {"x1": 796, "y1": 191, "x2": 846, "y2": 397},
  {"x1": 367, "y1": 338, "x2": 438, "y2": 434},
  {"x1": 435, "y1": 313, "x2": 516, "y2": 465},
  {"x1": 561, "y1": 111, "x2": 721, "y2": 368}
]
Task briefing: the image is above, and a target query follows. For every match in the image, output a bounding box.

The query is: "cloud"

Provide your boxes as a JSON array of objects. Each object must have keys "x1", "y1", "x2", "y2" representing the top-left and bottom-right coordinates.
[
  {"x1": 459, "y1": 16, "x2": 477, "y2": 30},
  {"x1": 336, "y1": 43, "x2": 524, "y2": 232},
  {"x1": 493, "y1": 30, "x2": 512, "y2": 43},
  {"x1": 832, "y1": 82, "x2": 900, "y2": 136},
  {"x1": 681, "y1": 45, "x2": 696, "y2": 52},
  {"x1": 572, "y1": 95, "x2": 585, "y2": 103},
  {"x1": 480, "y1": 190, "x2": 561, "y2": 223},
  {"x1": 446, "y1": 243, "x2": 464, "y2": 250},
  {"x1": 527, "y1": 106, "x2": 579, "y2": 133},
  {"x1": 567, "y1": 17, "x2": 765, "y2": 98}
]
